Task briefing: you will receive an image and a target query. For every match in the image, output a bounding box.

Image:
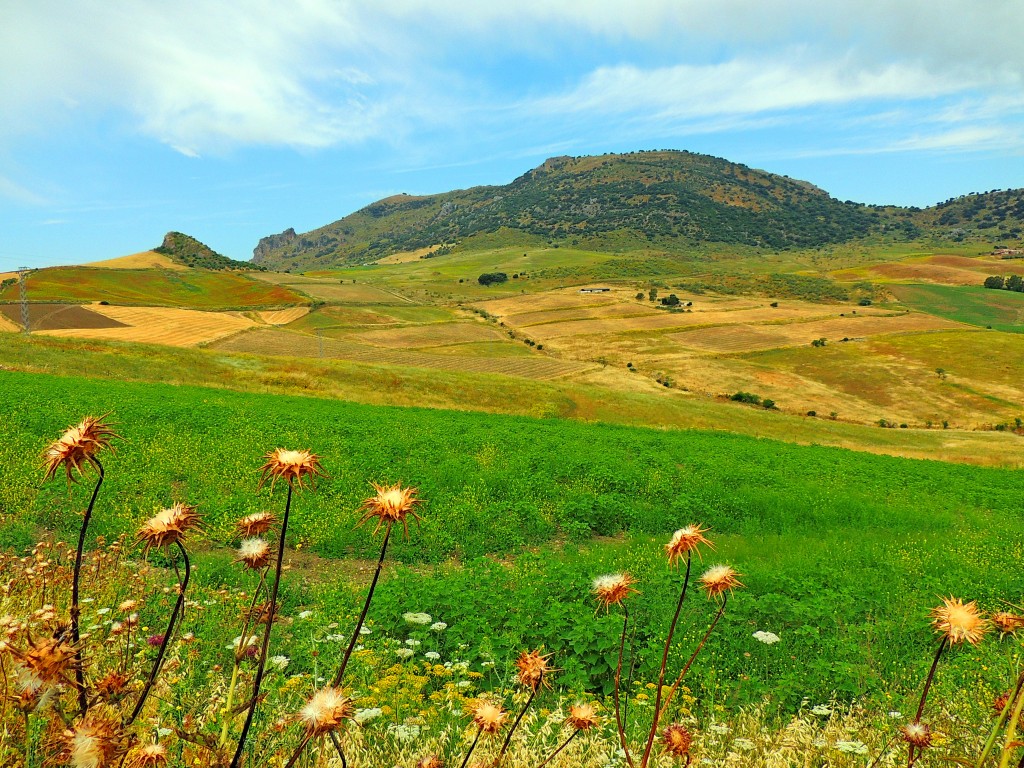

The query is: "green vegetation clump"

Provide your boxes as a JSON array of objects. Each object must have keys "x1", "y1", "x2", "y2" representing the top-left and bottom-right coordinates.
[
  {"x1": 477, "y1": 272, "x2": 509, "y2": 286},
  {"x1": 156, "y1": 231, "x2": 264, "y2": 271}
]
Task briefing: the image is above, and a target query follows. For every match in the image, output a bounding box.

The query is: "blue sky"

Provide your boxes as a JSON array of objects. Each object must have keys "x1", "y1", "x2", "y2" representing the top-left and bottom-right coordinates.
[{"x1": 2, "y1": 1, "x2": 1023, "y2": 270}]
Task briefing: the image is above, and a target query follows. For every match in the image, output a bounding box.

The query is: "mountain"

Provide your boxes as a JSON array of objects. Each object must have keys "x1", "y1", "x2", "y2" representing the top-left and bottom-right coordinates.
[
  {"x1": 251, "y1": 150, "x2": 1024, "y2": 270},
  {"x1": 156, "y1": 231, "x2": 264, "y2": 271}
]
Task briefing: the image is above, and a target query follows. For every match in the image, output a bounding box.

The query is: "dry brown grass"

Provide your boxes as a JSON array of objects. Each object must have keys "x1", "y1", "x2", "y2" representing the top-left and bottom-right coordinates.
[
  {"x1": 354, "y1": 322, "x2": 504, "y2": 349},
  {"x1": 35, "y1": 304, "x2": 255, "y2": 346},
  {"x1": 257, "y1": 307, "x2": 311, "y2": 325},
  {"x1": 82, "y1": 250, "x2": 187, "y2": 270},
  {"x1": 375, "y1": 245, "x2": 442, "y2": 264}
]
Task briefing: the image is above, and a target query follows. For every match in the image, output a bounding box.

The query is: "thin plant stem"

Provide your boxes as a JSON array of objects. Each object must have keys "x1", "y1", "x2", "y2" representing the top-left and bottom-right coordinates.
[
  {"x1": 329, "y1": 731, "x2": 347, "y2": 767},
  {"x1": 333, "y1": 521, "x2": 392, "y2": 687},
  {"x1": 497, "y1": 682, "x2": 540, "y2": 765},
  {"x1": 661, "y1": 595, "x2": 728, "y2": 717},
  {"x1": 999, "y1": 681, "x2": 1024, "y2": 768},
  {"x1": 220, "y1": 572, "x2": 269, "y2": 748},
  {"x1": 639, "y1": 552, "x2": 692, "y2": 768},
  {"x1": 283, "y1": 732, "x2": 314, "y2": 768},
  {"x1": 534, "y1": 729, "x2": 579, "y2": 768},
  {"x1": 459, "y1": 728, "x2": 482, "y2": 768},
  {"x1": 126, "y1": 540, "x2": 191, "y2": 726},
  {"x1": 976, "y1": 671, "x2": 1024, "y2": 768},
  {"x1": 230, "y1": 483, "x2": 293, "y2": 768},
  {"x1": 71, "y1": 458, "x2": 104, "y2": 717},
  {"x1": 613, "y1": 605, "x2": 635, "y2": 768},
  {"x1": 915, "y1": 636, "x2": 948, "y2": 723}
]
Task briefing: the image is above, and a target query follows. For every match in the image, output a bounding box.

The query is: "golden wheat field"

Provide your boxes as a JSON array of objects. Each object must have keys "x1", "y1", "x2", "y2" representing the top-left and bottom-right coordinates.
[{"x1": 34, "y1": 304, "x2": 256, "y2": 347}]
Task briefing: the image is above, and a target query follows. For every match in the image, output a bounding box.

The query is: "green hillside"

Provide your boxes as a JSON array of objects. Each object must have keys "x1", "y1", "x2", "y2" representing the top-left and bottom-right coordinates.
[
  {"x1": 157, "y1": 230, "x2": 264, "y2": 271},
  {"x1": 252, "y1": 150, "x2": 1024, "y2": 271}
]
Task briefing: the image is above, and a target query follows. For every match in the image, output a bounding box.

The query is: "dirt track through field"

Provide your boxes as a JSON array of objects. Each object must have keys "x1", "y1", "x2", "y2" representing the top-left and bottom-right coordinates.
[
  {"x1": 212, "y1": 328, "x2": 590, "y2": 380},
  {"x1": 34, "y1": 305, "x2": 255, "y2": 346}
]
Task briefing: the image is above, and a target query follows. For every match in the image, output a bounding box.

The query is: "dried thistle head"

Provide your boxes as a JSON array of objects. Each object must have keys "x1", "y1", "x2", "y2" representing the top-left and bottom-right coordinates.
[
  {"x1": 665, "y1": 524, "x2": 713, "y2": 566},
  {"x1": 42, "y1": 415, "x2": 118, "y2": 483},
  {"x1": 592, "y1": 573, "x2": 638, "y2": 611},
  {"x1": 236, "y1": 511, "x2": 278, "y2": 537},
  {"x1": 236, "y1": 538, "x2": 272, "y2": 570},
  {"x1": 137, "y1": 503, "x2": 201, "y2": 553},
  {"x1": 931, "y1": 597, "x2": 987, "y2": 646},
  {"x1": 258, "y1": 448, "x2": 325, "y2": 491},
  {"x1": 415, "y1": 757, "x2": 444, "y2": 768},
  {"x1": 57, "y1": 706, "x2": 129, "y2": 768},
  {"x1": 94, "y1": 670, "x2": 132, "y2": 702},
  {"x1": 11, "y1": 625, "x2": 78, "y2": 687},
  {"x1": 994, "y1": 691, "x2": 1012, "y2": 716},
  {"x1": 299, "y1": 687, "x2": 353, "y2": 736},
  {"x1": 991, "y1": 611, "x2": 1024, "y2": 639},
  {"x1": 901, "y1": 721, "x2": 933, "y2": 749},
  {"x1": 470, "y1": 700, "x2": 507, "y2": 734},
  {"x1": 699, "y1": 565, "x2": 743, "y2": 599},
  {"x1": 357, "y1": 482, "x2": 423, "y2": 538},
  {"x1": 566, "y1": 702, "x2": 599, "y2": 731},
  {"x1": 515, "y1": 648, "x2": 554, "y2": 691},
  {"x1": 126, "y1": 743, "x2": 168, "y2": 768},
  {"x1": 662, "y1": 723, "x2": 694, "y2": 758}
]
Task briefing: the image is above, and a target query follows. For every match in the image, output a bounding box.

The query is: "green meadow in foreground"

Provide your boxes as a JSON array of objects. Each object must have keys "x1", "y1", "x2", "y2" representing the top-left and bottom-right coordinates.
[{"x1": 1, "y1": 370, "x2": 1021, "y2": 715}]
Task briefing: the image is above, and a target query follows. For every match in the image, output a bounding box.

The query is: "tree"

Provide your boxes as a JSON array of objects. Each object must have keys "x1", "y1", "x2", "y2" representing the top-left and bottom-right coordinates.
[
  {"x1": 984, "y1": 275, "x2": 1005, "y2": 289},
  {"x1": 660, "y1": 294, "x2": 680, "y2": 306},
  {"x1": 1007, "y1": 274, "x2": 1024, "y2": 292},
  {"x1": 478, "y1": 272, "x2": 509, "y2": 286},
  {"x1": 648, "y1": 288, "x2": 658, "y2": 301},
  {"x1": 635, "y1": 292, "x2": 645, "y2": 300},
  {"x1": 935, "y1": 368, "x2": 947, "y2": 380}
]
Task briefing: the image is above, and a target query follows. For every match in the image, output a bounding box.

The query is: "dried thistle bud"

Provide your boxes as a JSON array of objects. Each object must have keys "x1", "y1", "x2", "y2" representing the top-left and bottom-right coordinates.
[
  {"x1": 58, "y1": 706, "x2": 129, "y2": 767},
  {"x1": 94, "y1": 670, "x2": 132, "y2": 701},
  {"x1": 42, "y1": 415, "x2": 118, "y2": 483},
  {"x1": 236, "y1": 511, "x2": 278, "y2": 537},
  {"x1": 299, "y1": 687, "x2": 353, "y2": 736},
  {"x1": 137, "y1": 503, "x2": 201, "y2": 552},
  {"x1": 994, "y1": 691, "x2": 1012, "y2": 716},
  {"x1": 12, "y1": 627, "x2": 78, "y2": 687},
  {"x1": 126, "y1": 742, "x2": 168, "y2": 768},
  {"x1": 258, "y1": 448, "x2": 325, "y2": 491},
  {"x1": 699, "y1": 565, "x2": 743, "y2": 599},
  {"x1": 991, "y1": 611, "x2": 1024, "y2": 639},
  {"x1": 901, "y1": 721, "x2": 933, "y2": 749},
  {"x1": 662, "y1": 723, "x2": 694, "y2": 758},
  {"x1": 592, "y1": 573, "x2": 638, "y2": 610},
  {"x1": 470, "y1": 700, "x2": 507, "y2": 734},
  {"x1": 665, "y1": 524, "x2": 713, "y2": 565},
  {"x1": 566, "y1": 702, "x2": 599, "y2": 731},
  {"x1": 931, "y1": 597, "x2": 987, "y2": 646},
  {"x1": 357, "y1": 482, "x2": 423, "y2": 538},
  {"x1": 236, "y1": 538, "x2": 272, "y2": 570},
  {"x1": 415, "y1": 757, "x2": 444, "y2": 768},
  {"x1": 515, "y1": 648, "x2": 554, "y2": 691}
]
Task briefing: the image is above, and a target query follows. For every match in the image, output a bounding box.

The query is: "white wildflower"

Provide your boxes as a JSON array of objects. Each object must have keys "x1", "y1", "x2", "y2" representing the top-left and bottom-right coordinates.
[
  {"x1": 405, "y1": 638, "x2": 421, "y2": 647},
  {"x1": 395, "y1": 648, "x2": 415, "y2": 659},
  {"x1": 403, "y1": 612, "x2": 432, "y2": 625},
  {"x1": 298, "y1": 610, "x2": 313, "y2": 620},
  {"x1": 811, "y1": 704, "x2": 833, "y2": 716},
  {"x1": 388, "y1": 723, "x2": 420, "y2": 742},
  {"x1": 731, "y1": 738, "x2": 755, "y2": 751},
  {"x1": 430, "y1": 622, "x2": 447, "y2": 632},
  {"x1": 354, "y1": 707, "x2": 383, "y2": 724},
  {"x1": 835, "y1": 741, "x2": 868, "y2": 755},
  {"x1": 425, "y1": 651, "x2": 441, "y2": 660},
  {"x1": 752, "y1": 630, "x2": 780, "y2": 645},
  {"x1": 269, "y1": 655, "x2": 290, "y2": 671}
]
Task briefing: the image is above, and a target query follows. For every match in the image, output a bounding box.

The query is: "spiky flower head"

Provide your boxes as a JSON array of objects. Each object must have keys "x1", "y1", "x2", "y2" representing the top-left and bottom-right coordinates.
[
  {"x1": 991, "y1": 611, "x2": 1024, "y2": 640},
  {"x1": 299, "y1": 687, "x2": 353, "y2": 736},
  {"x1": 931, "y1": 597, "x2": 987, "y2": 646},
  {"x1": 236, "y1": 511, "x2": 278, "y2": 537},
  {"x1": 662, "y1": 724, "x2": 694, "y2": 758},
  {"x1": 42, "y1": 415, "x2": 118, "y2": 484},
  {"x1": 592, "y1": 573, "x2": 639, "y2": 610},
  {"x1": 258, "y1": 448, "x2": 324, "y2": 491},
  {"x1": 665, "y1": 524, "x2": 713, "y2": 566},
  {"x1": 10, "y1": 625, "x2": 78, "y2": 687},
  {"x1": 357, "y1": 482, "x2": 423, "y2": 538},
  {"x1": 126, "y1": 743, "x2": 168, "y2": 768},
  {"x1": 515, "y1": 648, "x2": 554, "y2": 691},
  {"x1": 901, "y1": 721, "x2": 933, "y2": 749},
  {"x1": 566, "y1": 702, "x2": 600, "y2": 731},
  {"x1": 699, "y1": 565, "x2": 743, "y2": 599},
  {"x1": 94, "y1": 670, "x2": 132, "y2": 702},
  {"x1": 415, "y1": 757, "x2": 445, "y2": 768},
  {"x1": 470, "y1": 700, "x2": 507, "y2": 734},
  {"x1": 236, "y1": 538, "x2": 272, "y2": 570},
  {"x1": 58, "y1": 706, "x2": 128, "y2": 768},
  {"x1": 137, "y1": 503, "x2": 201, "y2": 553}
]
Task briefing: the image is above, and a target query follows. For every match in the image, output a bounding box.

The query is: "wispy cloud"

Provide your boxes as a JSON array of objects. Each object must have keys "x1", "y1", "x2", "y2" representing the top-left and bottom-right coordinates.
[{"x1": 0, "y1": 175, "x2": 48, "y2": 205}]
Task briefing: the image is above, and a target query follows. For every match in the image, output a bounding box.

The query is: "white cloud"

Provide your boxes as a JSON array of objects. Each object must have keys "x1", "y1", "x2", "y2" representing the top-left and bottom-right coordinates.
[
  {"x1": 0, "y1": 1, "x2": 1021, "y2": 154},
  {"x1": 0, "y1": 175, "x2": 49, "y2": 206}
]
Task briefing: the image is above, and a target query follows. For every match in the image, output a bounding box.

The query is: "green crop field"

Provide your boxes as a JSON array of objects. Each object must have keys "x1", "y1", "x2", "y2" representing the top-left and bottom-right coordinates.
[
  {"x1": 892, "y1": 283, "x2": 1024, "y2": 332},
  {"x1": 2, "y1": 371, "x2": 1022, "y2": 714},
  {"x1": 0, "y1": 266, "x2": 309, "y2": 309}
]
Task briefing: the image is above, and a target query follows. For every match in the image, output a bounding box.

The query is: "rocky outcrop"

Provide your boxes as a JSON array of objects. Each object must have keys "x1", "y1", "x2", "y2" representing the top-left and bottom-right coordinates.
[{"x1": 252, "y1": 228, "x2": 297, "y2": 264}]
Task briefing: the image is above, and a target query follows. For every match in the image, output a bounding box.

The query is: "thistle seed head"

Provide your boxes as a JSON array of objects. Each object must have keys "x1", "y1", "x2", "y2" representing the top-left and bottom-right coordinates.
[
  {"x1": 258, "y1": 448, "x2": 325, "y2": 491},
  {"x1": 931, "y1": 597, "x2": 987, "y2": 646},
  {"x1": 665, "y1": 524, "x2": 713, "y2": 566},
  {"x1": 699, "y1": 565, "x2": 743, "y2": 599},
  {"x1": 357, "y1": 482, "x2": 423, "y2": 538},
  {"x1": 42, "y1": 415, "x2": 118, "y2": 484}
]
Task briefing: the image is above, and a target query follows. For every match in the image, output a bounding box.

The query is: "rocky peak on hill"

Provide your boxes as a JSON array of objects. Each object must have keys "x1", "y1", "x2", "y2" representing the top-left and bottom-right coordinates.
[
  {"x1": 156, "y1": 231, "x2": 262, "y2": 271},
  {"x1": 253, "y1": 228, "x2": 297, "y2": 264}
]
